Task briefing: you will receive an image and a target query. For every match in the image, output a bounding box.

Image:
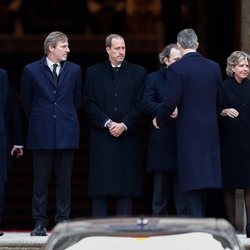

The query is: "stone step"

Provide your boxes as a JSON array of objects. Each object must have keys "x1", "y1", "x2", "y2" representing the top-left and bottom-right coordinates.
[{"x1": 0, "y1": 232, "x2": 48, "y2": 250}]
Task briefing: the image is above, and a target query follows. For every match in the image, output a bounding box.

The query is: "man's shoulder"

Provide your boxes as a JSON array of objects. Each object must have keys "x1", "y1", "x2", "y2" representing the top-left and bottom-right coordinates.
[
  {"x1": 0, "y1": 67, "x2": 7, "y2": 75},
  {"x1": 148, "y1": 68, "x2": 164, "y2": 77},
  {"x1": 65, "y1": 60, "x2": 81, "y2": 68},
  {"x1": 86, "y1": 62, "x2": 106, "y2": 73},
  {"x1": 24, "y1": 59, "x2": 42, "y2": 69},
  {"x1": 173, "y1": 53, "x2": 219, "y2": 70},
  {"x1": 124, "y1": 61, "x2": 146, "y2": 73}
]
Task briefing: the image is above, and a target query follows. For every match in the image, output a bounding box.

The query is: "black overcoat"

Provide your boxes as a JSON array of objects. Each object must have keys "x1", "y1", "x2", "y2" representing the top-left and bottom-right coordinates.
[
  {"x1": 0, "y1": 68, "x2": 8, "y2": 183},
  {"x1": 219, "y1": 77, "x2": 250, "y2": 188},
  {"x1": 142, "y1": 68, "x2": 177, "y2": 171},
  {"x1": 4, "y1": 84, "x2": 23, "y2": 174},
  {"x1": 83, "y1": 60, "x2": 146, "y2": 197}
]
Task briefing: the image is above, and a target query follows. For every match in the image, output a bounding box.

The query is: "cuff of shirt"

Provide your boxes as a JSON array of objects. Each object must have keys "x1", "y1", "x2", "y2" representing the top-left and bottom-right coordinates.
[
  {"x1": 121, "y1": 122, "x2": 127, "y2": 130},
  {"x1": 104, "y1": 119, "x2": 112, "y2": 128}
]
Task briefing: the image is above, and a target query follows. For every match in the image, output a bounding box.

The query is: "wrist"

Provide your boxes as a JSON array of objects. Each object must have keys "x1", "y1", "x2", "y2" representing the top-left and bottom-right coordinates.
[{"x1": 105, "y1": 119, "x2": 113, "y2": 128}]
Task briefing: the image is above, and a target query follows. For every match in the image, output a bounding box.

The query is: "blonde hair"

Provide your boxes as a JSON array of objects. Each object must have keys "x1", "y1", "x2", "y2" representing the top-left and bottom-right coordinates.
[
  {"x1": 105, "y1": 34, "x2": 124, "y2": 48},
  {"x1": 44, "y1": 31, "x2": 68, "y2": 55},
  {"x1": 226, "y1": 51, "x2": 250, "y2": 77}
]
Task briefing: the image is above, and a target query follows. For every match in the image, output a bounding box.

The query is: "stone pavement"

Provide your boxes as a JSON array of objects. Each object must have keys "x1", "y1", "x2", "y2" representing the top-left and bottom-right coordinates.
[{"x1": 0, "y1": 231, "x2": 49, "y2": 250}]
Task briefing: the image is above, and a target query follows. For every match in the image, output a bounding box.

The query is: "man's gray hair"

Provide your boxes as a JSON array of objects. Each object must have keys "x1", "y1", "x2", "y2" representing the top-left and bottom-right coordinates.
[
  {"x1": 105, "y1": 34, "x2": 124, "y2": 48},
  {"x1": 226, "y1": 50, "x2": 250, "y2": 77},
  {"x1": 44, "y1": 31, "x2": 68, "y2": 55},
  {"x1": 177, "y1": 28, "x2": 198, "y2": 49},
  {"x1": 158, "y1": 44, "x2": 178, "y2": 64}
]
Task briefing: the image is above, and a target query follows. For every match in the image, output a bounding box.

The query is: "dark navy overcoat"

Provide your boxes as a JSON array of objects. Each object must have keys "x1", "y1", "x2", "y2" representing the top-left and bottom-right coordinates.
[
  {"x1": 4, "y1": 83, "x2": 23, "y2": 172},
  {"x1": 83, "y1": 60, "x2": 146, "y2": 197},
  {"x1": 156, "y1": 52, "x2": 222, "y2": 192},
  {"x1": 21, "y1": 56, "x2": 82, "y2": 149},
  {"x1": 142, "y1": 68, "x2": 177, "y2": 171}
]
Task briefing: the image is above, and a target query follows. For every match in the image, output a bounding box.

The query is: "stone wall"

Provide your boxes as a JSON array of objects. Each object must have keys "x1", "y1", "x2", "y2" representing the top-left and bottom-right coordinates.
[{"x1": 241, "y1": 0, "x2": 250, "y2": 53}]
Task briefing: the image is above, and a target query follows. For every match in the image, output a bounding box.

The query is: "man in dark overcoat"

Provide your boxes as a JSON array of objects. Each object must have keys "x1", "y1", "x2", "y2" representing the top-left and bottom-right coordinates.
[
  {"x1": 83, "y1": 33, "x2": 146, "y2": 216},
  {"x1": 0, "y1": 68, "x2": 23, "y2": 236},
  {"x1": 142, "y1": 44, "x2": 187, "y2": 216},
  {"x1": 21, "y1": 31, "x2": 82, "y2": 236},
  {"x1": 153, "y1": 28, "x2": 222, "y2": 217}
]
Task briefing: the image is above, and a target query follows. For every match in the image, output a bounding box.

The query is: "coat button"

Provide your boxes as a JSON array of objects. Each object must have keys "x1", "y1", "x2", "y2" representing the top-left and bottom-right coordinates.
[{"x1": 114, "y1": 107, "x2": 117, "y2": 111}]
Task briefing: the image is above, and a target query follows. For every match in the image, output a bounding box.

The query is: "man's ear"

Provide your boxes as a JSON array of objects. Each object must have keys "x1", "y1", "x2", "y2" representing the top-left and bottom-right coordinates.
[
  {"x1": 49, "y1": 45, "x2": 55, "y2": 52},
  {"x1": 164, "y1": 57, "x2": 169, "y2": 66},
  {"x1": 106, "y1": 47, "x2": 110, "y2": 54}
]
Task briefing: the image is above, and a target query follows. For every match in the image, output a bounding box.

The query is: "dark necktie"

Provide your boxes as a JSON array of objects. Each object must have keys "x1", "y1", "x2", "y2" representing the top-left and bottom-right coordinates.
[
  {"x1": 113, "y1": 66, "x2": 119, "y2": 80},
  {"x1": 52, "y1": 63, "x2": 58, "y2": 85}
]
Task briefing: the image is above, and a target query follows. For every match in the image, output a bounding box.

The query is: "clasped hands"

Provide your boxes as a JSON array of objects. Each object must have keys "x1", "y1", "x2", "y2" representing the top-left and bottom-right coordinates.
[{"x1": 108, "y1": 122, "x2": 126, "y2": 137}]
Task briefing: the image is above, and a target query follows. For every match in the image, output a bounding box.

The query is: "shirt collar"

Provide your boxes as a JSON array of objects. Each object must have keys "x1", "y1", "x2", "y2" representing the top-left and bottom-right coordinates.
[
  {"x1": 111, "y1": 64, "x2": 121, "y2": 68},
  {"x1": 46, "y1": 58, "x2": 60, "y2": 70}
]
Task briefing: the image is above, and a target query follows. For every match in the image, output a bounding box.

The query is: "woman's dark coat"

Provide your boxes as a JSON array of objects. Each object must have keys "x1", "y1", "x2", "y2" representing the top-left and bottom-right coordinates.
[
  {"x1": 83, "y1": 60, "x2": 146, "y2": 197},
  {"x1": 142, "y1": 68, "x2": 177, "y2": 171},
  {"x1": 219, "y1": 77, "x2": 250, "y2": 188}
]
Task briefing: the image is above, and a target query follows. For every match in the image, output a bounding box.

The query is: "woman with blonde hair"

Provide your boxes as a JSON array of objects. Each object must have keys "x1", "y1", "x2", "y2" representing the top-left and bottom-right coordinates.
[{"x1": 219, "y1": 50, "x2": 250, "y2": 237}]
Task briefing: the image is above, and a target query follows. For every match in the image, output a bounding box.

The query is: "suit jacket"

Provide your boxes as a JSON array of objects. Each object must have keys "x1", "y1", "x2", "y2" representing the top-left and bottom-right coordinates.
[
  {"x1": 142, "y1": 67, "x2": 177, "y2": 171},
  {"x1": 83, "y1": 60, "x2": 146, "y2": 196},
  {"x1": 156, "y1": 52, "x2": 222, "y2": 192},
  {"x1": 4, "y1": 84, "x2": 23, "y2": 145},
  {"x1": 21, "y1": 56, "x2": 82, "y2": 149}
]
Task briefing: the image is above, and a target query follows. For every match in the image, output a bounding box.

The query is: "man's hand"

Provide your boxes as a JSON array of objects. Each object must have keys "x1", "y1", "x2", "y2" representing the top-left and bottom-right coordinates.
[
  {"x1": 221, "y1": 108, "x2": 239, "y2": 118},
  {"x1": 109, "y1": 122, "x2": 126, "y2": 137},
  {"x1": 11, "y1": 146, "x2": 23, "y2": 158},
  {"x1": 152, "y1": 117, "x2": 160, "y2": 129},
  {"x1": 170, "y1": 107, "x2": 178, "y2": 118}
]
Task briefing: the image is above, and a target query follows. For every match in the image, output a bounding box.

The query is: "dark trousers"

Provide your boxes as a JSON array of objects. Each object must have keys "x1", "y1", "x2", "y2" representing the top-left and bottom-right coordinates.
[
  {"x1": 185, "y1": 189, "x2": 207, "y2": 217},
  {"x1": 32, "y1": 149, "x2": 74, "y2": 226},
  {"x1": 0, "y1": 149, "x2": 6, "y2": 221},
  {"x1": 0, "y1": 178, "x2": 4, "y2": 221},
  {"x1": 0, "y1": 182, "x2": 5, "y2": 222},
  {"x1": 92, "y1": 196, "x2": 132, "y2": 217},
  {"x1": 152, "y1": 171, "x2": 188, "y2": 216}
]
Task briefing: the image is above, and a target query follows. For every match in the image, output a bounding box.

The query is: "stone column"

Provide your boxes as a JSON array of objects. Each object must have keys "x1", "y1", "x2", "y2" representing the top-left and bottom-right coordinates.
[{"x1": 241, "y1": 0, "x2": 250, "y2": 53}]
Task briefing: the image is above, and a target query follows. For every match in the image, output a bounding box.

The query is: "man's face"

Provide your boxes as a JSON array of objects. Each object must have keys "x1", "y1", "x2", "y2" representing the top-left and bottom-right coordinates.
[
  {"x1": 106, "y1": 38, "x2": 126, "y2": 65},
  {"x1": 164, "y1": 48, "x2": 181, "y2": 67},
  {"x1": 49, "y1": 40, "x2": 70, "y2": 63}
]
